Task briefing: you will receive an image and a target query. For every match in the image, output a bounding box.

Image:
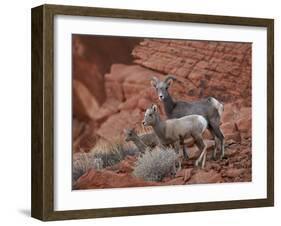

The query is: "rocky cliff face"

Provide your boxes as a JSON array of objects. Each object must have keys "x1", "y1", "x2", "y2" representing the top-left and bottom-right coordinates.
[
  {"x1": 132, "y1": 39, "x2": 252, "y2": 105},
  {"x1": 72, "y1": 36, "x2": 252, "y2": 187}
]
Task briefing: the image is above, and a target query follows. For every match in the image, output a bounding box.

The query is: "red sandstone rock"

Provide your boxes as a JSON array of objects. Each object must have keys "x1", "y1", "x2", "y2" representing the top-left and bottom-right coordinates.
[
  {"x1": 224, "y1": 168, "x2": 246, "y2": 178},
  {"x1": 75, "y1": 169, "x2": 158, "y2": 189},
  {"x1": 236, "y1": 117, "x2": 251, "y2": 133},
  {"x1": 96, "y1": 109, "x2": 144, "y2": 141},
  {"x1": 187, "y1": 146, "x2": 201, "y2": 160},
  {"x1": 106, "y1": 156, "x2": 136, "y2": 174},
  {"x1": 175, "y1": 168, "x2": 193, "y2": 182},
  {"x1": 221, "y1": 103, "x2": 238, "y2": 124},
  {"x1": 132, "y1": 39, "x2": 251, "y2": 104},
  {"x1": 164, "y1": 177, "x2": 185, "y2": 185},
  {"x1": 73, "y1": 80, "x2": 100, "y2": 120},
  {"x1": 188, "y1": 170, "x2": 223, "y2": 184},
  {"x1": 137, "y1": 98, "x2": 152, "y2": 111},
  {"x1": 221, "y1": 122, "x2": 237, "y2": 135},
  {"x1": 225, "y1": 132, "x2": 241, "y2": 144},
  {"x1": 73, "y1": 58, "x2": 106, "y2": 106}
]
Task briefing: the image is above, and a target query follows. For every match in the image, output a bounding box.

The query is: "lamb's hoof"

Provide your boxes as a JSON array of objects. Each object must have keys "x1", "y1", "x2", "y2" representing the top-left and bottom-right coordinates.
[
  {"x1": 184, "y1": 156, "x2": 189, "y2": 161},
  {"x1": 195, "y1": 160, "x2": 199, "y2": 167}
]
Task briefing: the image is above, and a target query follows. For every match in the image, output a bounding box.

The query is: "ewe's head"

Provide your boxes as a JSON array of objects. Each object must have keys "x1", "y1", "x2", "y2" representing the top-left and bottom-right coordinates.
[
  {"x1": 142, "y1": 104, "x2": 159, "y2": 127},
  {"x1": 150, "y1": 76, "x2": 176, "y2": 101},
  {"x1": 124, "y1": 128, "x2": 137, "y2": 142}
]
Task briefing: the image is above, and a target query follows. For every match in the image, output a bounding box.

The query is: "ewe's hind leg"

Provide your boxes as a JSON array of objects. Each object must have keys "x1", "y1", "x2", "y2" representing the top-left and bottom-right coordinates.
[
  {"x1": 208, "y1": 127, "x2": 219, "y2": 160},
  {"x1": 193, "y1": 135, "x2": 207, "y2": 168},
  {"x1": 209, "y1": 120, "x2": 225, "y2": 159}
]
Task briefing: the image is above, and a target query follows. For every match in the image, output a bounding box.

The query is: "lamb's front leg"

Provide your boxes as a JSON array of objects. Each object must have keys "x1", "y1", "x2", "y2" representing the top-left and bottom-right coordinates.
[
  {"x1": 179, "y1": 136, "x2": 189, "y2": 160},
  {"x1": 173, "y1": 140, "x2": 181, "y2": 154}
]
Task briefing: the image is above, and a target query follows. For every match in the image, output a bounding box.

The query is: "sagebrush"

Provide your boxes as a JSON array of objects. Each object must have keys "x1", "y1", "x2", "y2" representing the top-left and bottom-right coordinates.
[
  {"x1": 72, "y1": 153, "x2": 103, "y2": 183},
  {"x1": 133, "y1": 148, "x2": 178, "y2": 182}
]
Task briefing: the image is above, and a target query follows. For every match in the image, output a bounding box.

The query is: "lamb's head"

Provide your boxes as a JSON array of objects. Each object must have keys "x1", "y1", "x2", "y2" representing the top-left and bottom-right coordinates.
[
  {"x1": 124, "y1": 128, "x2": 137, "y2": 142},
  {"x1": 142, "y1": 104, "x2": 159, "y2": 127},
  {"x1": 150, "y1": 76, "x2": 176, "y2": 101}
]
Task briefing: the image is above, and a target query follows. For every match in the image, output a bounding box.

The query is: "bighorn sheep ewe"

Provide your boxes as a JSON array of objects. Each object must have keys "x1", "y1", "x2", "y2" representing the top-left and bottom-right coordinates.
[
  {"x1": 150, "y1": 76, "x2": 225, "y2": 160},
  {"x1": 142, "y1": 105, "x2": 208, "y2": 168},
  {"x1": 124, "y1": 128, "x2": 159, "y2": 153}
]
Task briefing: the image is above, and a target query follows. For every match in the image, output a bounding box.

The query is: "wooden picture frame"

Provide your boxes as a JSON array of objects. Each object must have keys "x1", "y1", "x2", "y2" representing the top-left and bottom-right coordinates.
[{"x1": 31, "y1": 4, "x2": 274, "y2": 221}]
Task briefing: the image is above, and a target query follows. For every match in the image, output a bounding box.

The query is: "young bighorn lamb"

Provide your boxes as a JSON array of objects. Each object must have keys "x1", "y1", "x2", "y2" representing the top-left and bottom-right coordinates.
[
  {"x1": 150, "y1": 76, "x2": 225, "y2": 160},
  {"x1": 124, "y1": 128, "x2": 159, "y2": 153},
  {"x1": 142, "y1": 105, "x2": 208, "y2": 168}
]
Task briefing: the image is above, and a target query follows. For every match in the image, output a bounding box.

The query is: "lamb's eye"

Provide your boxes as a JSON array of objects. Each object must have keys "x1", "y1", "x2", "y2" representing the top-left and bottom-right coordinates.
[{"x1": 149, "y1": 114, "x2": 152, "y2": 117}]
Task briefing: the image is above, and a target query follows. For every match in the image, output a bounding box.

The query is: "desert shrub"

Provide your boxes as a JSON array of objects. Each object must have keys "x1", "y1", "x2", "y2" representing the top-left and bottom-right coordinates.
[
  {"x1": 133, "y1": 148, "x2": 178, "y2": 182},
  {"x1": 72, "y1": 153, "x2": 103, "y2": 183},
  {"x1": 90, "y1": 138, "x2": 138, "y2": 168}
]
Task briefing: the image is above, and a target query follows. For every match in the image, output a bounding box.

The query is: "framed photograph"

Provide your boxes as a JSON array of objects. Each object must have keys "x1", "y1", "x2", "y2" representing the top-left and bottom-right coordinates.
[{"x1": 31, "y1": 4, "x2": 274, "y2": 221}]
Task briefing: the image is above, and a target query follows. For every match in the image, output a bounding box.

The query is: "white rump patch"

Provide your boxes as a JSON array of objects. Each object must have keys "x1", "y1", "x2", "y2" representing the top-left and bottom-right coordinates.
[{"x1": 209, "y1": 97, "x2": 224, "y2": 117}]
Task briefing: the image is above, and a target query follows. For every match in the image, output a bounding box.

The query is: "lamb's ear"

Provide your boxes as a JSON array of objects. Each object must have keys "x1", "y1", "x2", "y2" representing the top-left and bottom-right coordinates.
[
  {"x1": 150, "y1": 76, "x2": 159, "y2": 88},
  {"x1": 152, "y1": 104, "x2": 158, "y2": 112}
]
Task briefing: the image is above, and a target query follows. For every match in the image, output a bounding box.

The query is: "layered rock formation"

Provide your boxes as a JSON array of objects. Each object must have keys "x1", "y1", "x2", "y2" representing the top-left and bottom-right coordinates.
[{"x1": 132, "y1": 39, "x2": 252, "y2": 105}]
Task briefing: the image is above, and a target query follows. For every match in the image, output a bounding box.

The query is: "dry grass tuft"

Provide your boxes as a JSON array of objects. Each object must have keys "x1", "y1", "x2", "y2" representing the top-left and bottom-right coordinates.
[{"x1": 73, "y1": 137, "x2": 138, "y2": 184}]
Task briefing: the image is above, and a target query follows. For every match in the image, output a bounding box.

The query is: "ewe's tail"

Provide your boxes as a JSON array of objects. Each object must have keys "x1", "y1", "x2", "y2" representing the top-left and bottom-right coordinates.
[{"x1": 208, "y1": 97, "x2": 224, "y2": 117}]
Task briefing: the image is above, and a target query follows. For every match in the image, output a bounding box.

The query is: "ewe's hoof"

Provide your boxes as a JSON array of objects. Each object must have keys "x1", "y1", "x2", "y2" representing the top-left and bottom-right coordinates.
[
  {"x1": 212, "y1": 156, "x2": 217, "y2": 161},
  {"x1": 220, "y1": 155, "x2": 227, "y2": 160}
]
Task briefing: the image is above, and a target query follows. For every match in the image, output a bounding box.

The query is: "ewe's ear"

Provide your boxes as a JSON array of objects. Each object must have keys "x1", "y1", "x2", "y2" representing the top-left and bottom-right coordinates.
[
  {"x1": 150, "y1": 77, "x2": 159, "y2": 88},
  {"x1": 165, "y1": 75, "x2": 176, "y2": 87}
]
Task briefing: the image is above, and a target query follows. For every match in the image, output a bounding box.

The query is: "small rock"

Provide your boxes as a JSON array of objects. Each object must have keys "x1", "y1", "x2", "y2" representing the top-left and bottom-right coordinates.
[
  {"x1": 164, "y1": 177, "x2": 185, "y2": 185},
  {"x1": 188, "y1": 170, "x2": 223, "y2": 184},
  {"x1": 224, "y1": 168, "x2": 246, "y2": 178},
  {"x1": 221, "y1": 122, "x2": 237, "y2": 134}
]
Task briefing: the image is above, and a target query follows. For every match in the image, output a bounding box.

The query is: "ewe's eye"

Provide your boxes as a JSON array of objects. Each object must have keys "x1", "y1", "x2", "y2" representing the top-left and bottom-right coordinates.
[{"x1": 149, "y1": 114, "x2": 152, "y2": 117}]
